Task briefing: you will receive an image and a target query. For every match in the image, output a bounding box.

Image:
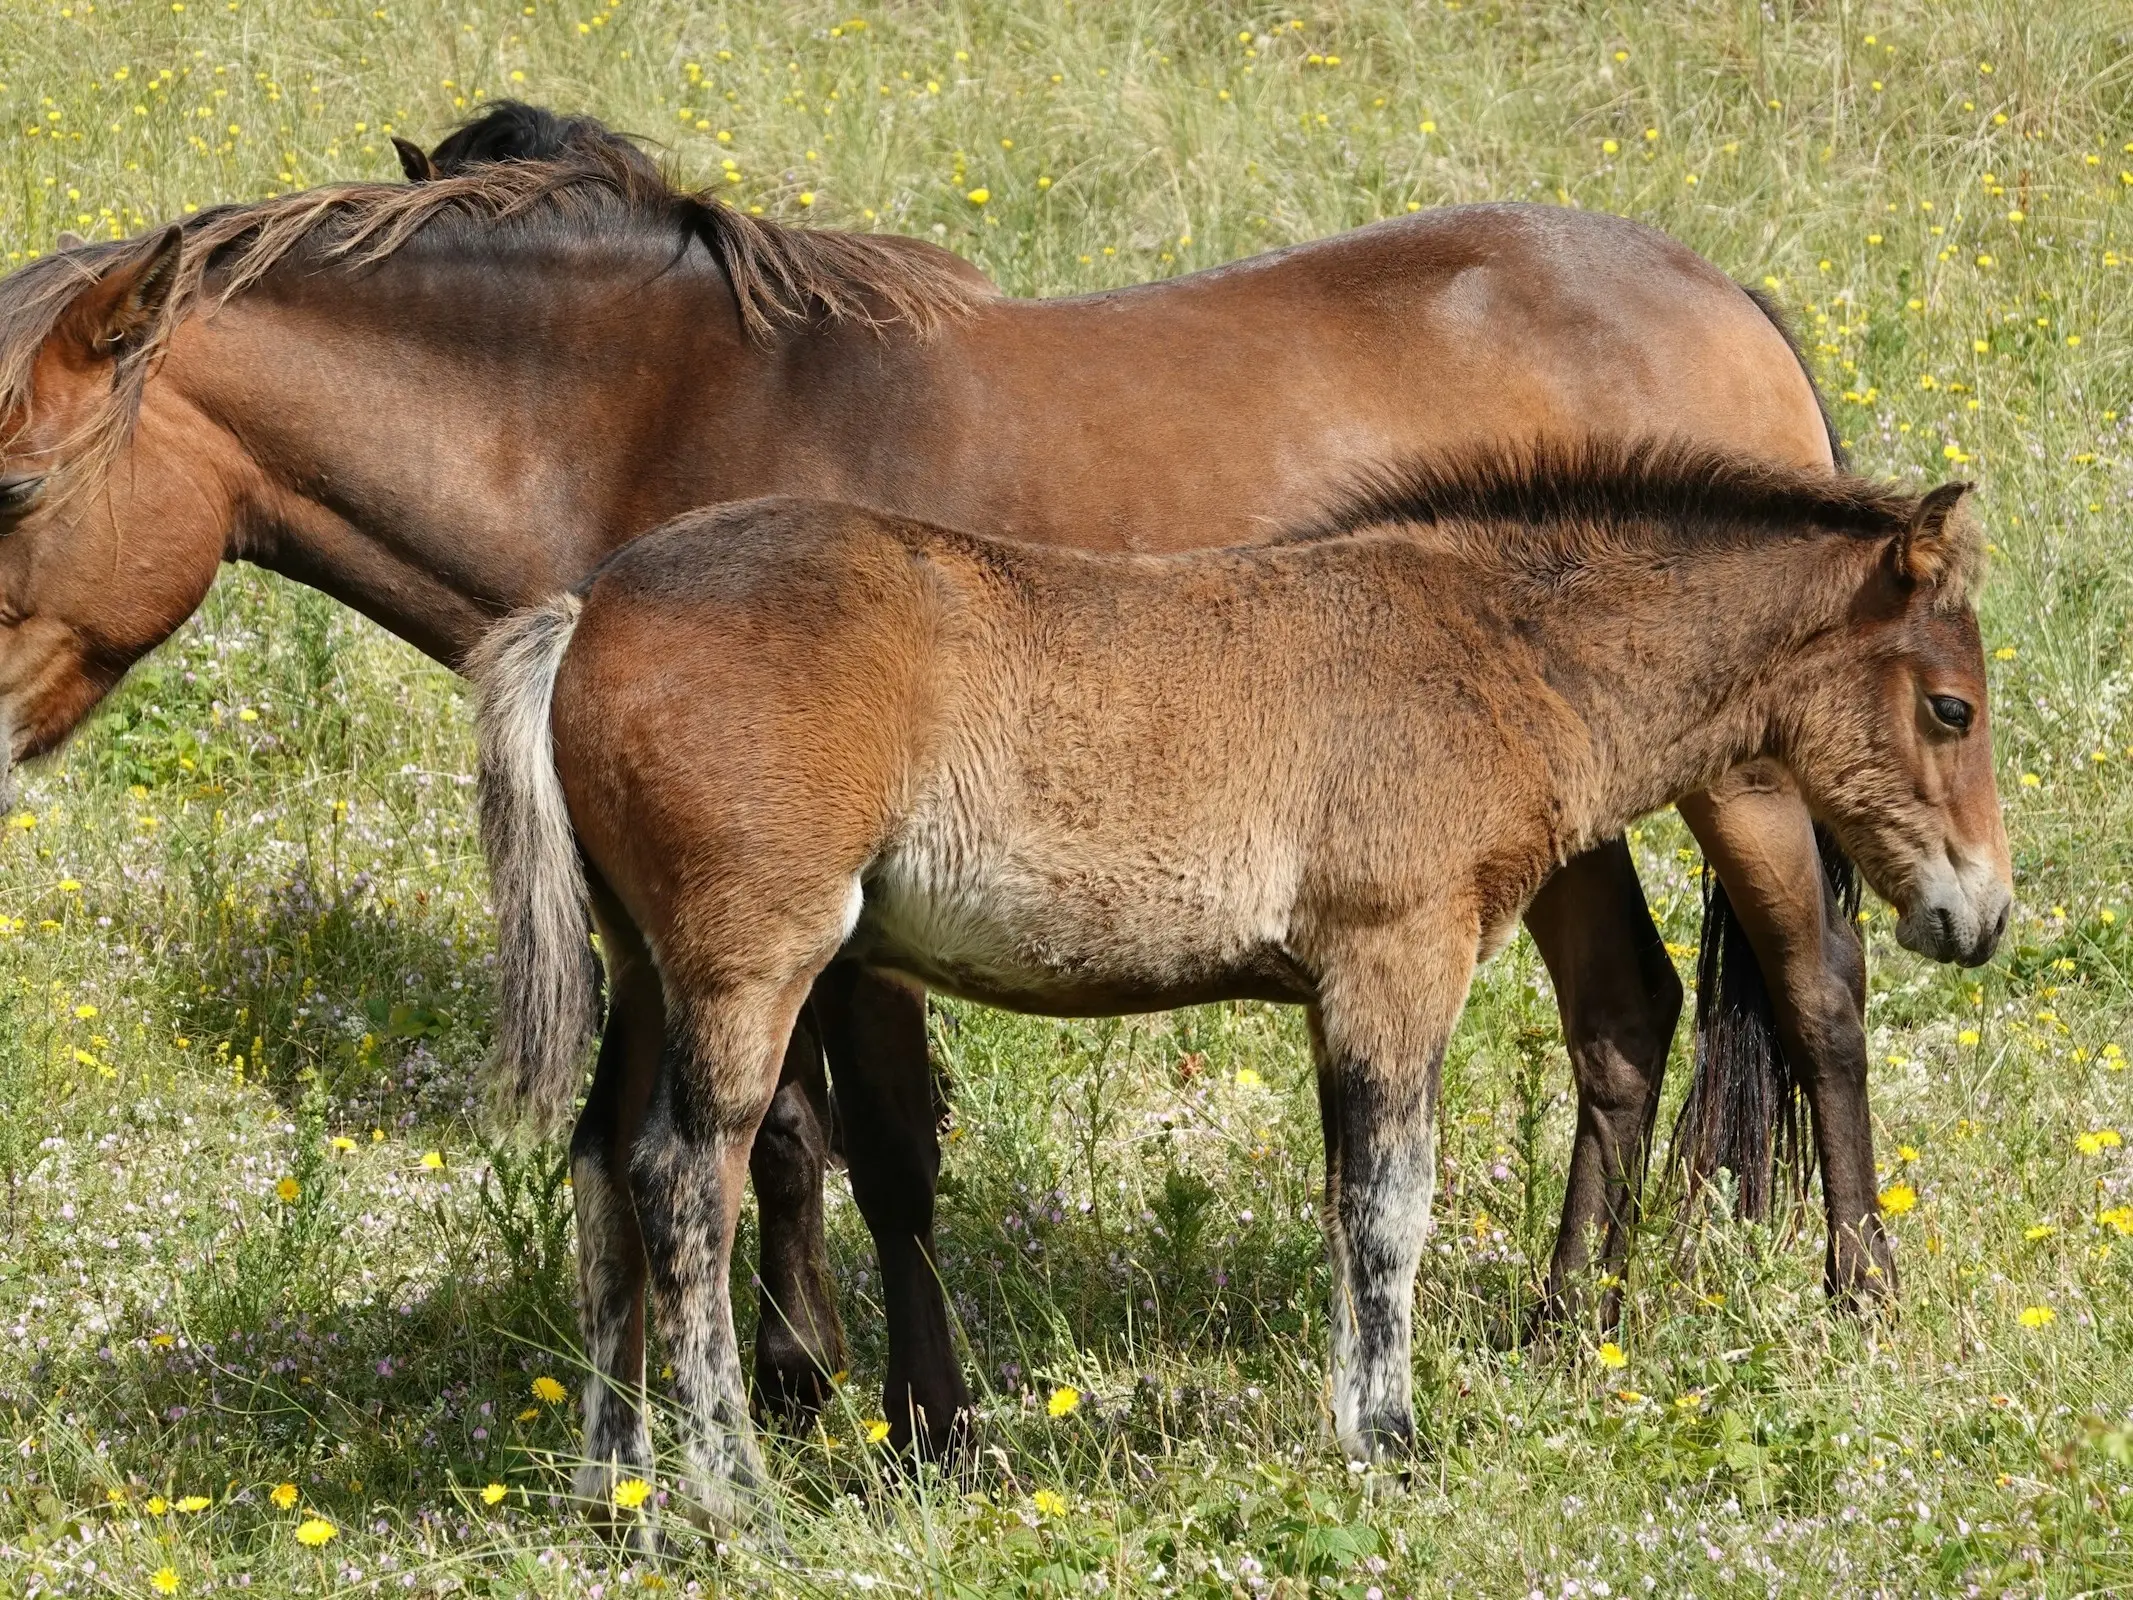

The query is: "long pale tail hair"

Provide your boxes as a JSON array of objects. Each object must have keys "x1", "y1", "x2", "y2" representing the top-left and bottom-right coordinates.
[{"x1": 469, "y1": 594, "x2": 600, "y2": 1138}]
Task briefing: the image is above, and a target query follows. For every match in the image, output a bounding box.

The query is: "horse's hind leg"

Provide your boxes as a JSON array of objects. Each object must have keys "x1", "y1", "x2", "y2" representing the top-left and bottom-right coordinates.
[
  {"x1": 748, "y1": 1001, "x2": 849, "y2": 1425},
  {"x1": 813, "y1": 962, "x2": 973, "y2": 1456},
  {"x1": 1522, "y1": 838, "x2": 1682, "y2": 1332},
  {"x1": 1680, "y1": 772, "x2": 1889, "y2": 1304},
  {"x1": 570, "y1": 906, "x2": 661, "y2": 1510},
  {"x1": 1311, "y1": 915, "x2": 1476, "y2": 1462}
]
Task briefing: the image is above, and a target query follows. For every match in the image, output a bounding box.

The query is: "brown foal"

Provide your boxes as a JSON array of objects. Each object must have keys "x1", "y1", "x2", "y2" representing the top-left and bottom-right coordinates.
[
  {"x1": 0, "y1": 108, "x2": 1905, "y2": 1462},
  {"x1": 473, "y1": 448, "x2": 2010, "y2": 1526}
]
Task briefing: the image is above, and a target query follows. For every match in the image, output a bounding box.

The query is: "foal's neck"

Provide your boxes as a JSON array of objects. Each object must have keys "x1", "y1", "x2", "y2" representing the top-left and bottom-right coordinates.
[{"x1": 1520, "y1": 526, "x2": 1868, "y2": 844}]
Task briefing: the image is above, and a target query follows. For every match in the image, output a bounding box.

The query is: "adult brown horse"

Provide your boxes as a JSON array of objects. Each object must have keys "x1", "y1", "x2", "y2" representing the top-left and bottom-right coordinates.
[
  {"x1": 0, "y1": 116, "x2": 1900, "y2": 1461},
  {"x1": 470, "y1": 453, "x2": 2009, "y2": 1526}
]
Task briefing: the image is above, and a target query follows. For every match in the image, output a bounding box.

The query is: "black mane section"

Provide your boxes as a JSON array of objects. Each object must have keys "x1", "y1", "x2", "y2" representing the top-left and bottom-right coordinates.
[{"x1": 424, "y1": 101, "x2": 664, "y2": 183}]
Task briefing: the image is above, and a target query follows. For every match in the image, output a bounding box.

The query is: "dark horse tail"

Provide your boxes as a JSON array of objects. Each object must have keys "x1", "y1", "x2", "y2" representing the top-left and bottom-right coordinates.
[{"x1": 1668, "y1": 286, "x2": 1858, "y2": 1221}]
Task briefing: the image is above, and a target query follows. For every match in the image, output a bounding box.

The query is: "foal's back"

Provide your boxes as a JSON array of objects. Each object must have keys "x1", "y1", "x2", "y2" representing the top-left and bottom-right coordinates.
[{"x1": 553, "y1": 498, "x2": 1567, "y2": 1012}]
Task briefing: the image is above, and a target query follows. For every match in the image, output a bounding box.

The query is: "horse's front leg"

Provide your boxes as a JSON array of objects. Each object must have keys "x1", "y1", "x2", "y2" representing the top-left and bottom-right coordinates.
[
  {"x1": 1679, "y1": 762, "x2": 1889, "y2": 1304},
  {"x1": 1311, "y1": 917, "x2": 1476, "y2": 1462},
  {"x1": 812, "y1": 962, "x2": 973, "y2": 1457},
  {"x1": 1522, "y1": 838, "x2": 1683, "y2": 1332},
  {"x1": 747, "y1": 996, "x2": 849, "y2": 1425}
]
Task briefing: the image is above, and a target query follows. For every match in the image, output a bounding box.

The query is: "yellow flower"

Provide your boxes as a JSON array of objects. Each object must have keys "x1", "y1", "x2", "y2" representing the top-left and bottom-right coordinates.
[
  {"x1": 613, "y1": 1478, "x2": 652, "y2": 1509},
  {"x1": 58, "y1": 879, "x2": 80, "y2": 893},
  {"x1": 1234, "y1": 1068, "x2": 1263, "y2": 1088},
  {"x1": 174, "y1": 1495, "x2": 209, "y2": 1513},
  {"x1": 2017, "y1": 1305, "x2": 2055, "y2": 1329},
  {"x1": 1879, "y1": 1183, "x2": 1918, "y2": 1216},
  {"x1": 797, "y1": 191, "x2": 814, "y2": 206},
  {"x1": 294, "y1": 1517, "x2": 337, "y2": 1546},
  {"x1": 2097, "y1": 1206, "x2": 2133, "y2": 1236},
  {"x1": 1613, "y1": 1388, "x2": 1643, "y2": 1404},
  {"x1": 1047, "y1": 1385, "x2": 1081, "y2": 1417},
  {"x1": 863, "y1": 1419, "x2": 891, "y2": 1444},
  {"x1": 329, "y1": 1136, "x2": 356, "y2": 1152},
  {"x1": 147, "y1": 1496, "x2": 168, "y2": 1515},
  {"x1": 1596, "y1": 1342, "x2": 1628, "y2": 1369},
  {"x1": 2077, "y1": 1130, "x2": 2123, "y2": 1156},
  {"x1": 73, "y1": 1004, "x2": 97, "y2": 1019},
  {"x1": 420, "y1": 1150, "x2": 445, "y2": 1170},
  {"x1": 1602, "y1": 139, "x2": 1618, "y2": 154},
  {"x1": 965, "y1": 187, "x2": 990, "y2": 205},
  {"x1": 1959, "y1": 1029, "x2": 1981, "y2": 1046},
  {"x1": 151, "y1": 1569, "x2": 180, "y2": 1595},
  {"x1": 275, "y1": 1177, "x2": 300, "y2": 1202},
  {"x1": 270, "y1": 1482, "x2": 298, "y2": 1509},
  {"x1": 531, "y1": 1375, "x2": 568, "y2": 1404},
  {"x1": 1896, "y1": 1144, "x2": 1920, "y2": 1162},
  {"x1": 2026, "y1": 1223, "x2": 2055, "y2": 1240},
  {"x1": 1032, "y1": 1488, "x2": 1067, "y2": 1517},
  {"x1": 481, "y1": 1482, "x2": 507, "y2": 1505},
  {"x1": 2019, "y1": 773, "x2": 2040, "y2": 788}
]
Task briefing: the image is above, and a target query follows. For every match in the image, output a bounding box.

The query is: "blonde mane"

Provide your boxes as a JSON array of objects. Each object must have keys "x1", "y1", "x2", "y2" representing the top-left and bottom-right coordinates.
[{"x1": 0, "y1": 143, "x2": 989, "y2": 500}]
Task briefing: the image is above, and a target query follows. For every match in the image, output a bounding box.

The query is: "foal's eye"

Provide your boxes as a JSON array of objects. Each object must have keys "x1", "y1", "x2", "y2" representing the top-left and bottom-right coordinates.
[
  {"x1": 1928, "y1": 694, "x2": 1974, "y2": 732},
  {"x1": 0, "y1": 474, "x2": 44, "y2": 527}
]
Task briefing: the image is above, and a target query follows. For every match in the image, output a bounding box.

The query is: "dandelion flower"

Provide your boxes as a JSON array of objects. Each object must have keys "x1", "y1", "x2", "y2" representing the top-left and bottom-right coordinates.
[
  {"x1": 420, "y1": 1150, "x2": 445, "y2": 1170},
  {"x1": 1596, "y1": 1342, "x2": 1628, "y2": 1370},
  {"x1": 612, "y1": 1478, "x2": 652, "y2": 1509},
  {"x1": 965, "y1": 187, "x2": 990, "y2": 205},
  {"x1": 2077, "y1": 1130, "x2": 2122, "y2": 1156},
  {"x1": 275, "y1": 1177, "x2": 300, "y2": 1202},
  {"x1": 151, "y1": 1569, "x2": 180, "y2": 1595},
  {"x1": 1959, "y1": 1028, "x2": 1981, "y2": 1045},
  {"x1": 2025, "y1": 1223, "x2": 2054, "y2": 1240},
  {"x1": 147, "y1": 1496, "x2": 168, "y2": 1515},
  {"x1": 2098, "y1": 1206, "x2": 2133, "y2": 1236},
  {"x1": 2017, "y1": 1305, "x2": 2055, "y2": 1329},
  {"x1": 1234, "y1": 1068, "x2": 1263, "y2": 1088},
  {"x1": 481, "y1": 1482, "x2": 507, "y2": 1505},
  {"x1": 1047, "y1": 1385, "x2": 1081, "y2": 1417},
  {"x1": 1032, "y1": 1489, "x2": 1067, "y2": 1517},
  {"x1": 329, "y1": 1136, "x2": 355, "y2": 1152},
  {"x1": 293, "y1": 1518, "x2": 337, "y2": 1546},
  {"x1": 1896, "y1": 1145, "x2": 1920, "y2": 1162},
  {"x1": 174, "y1": 1495, "x2": 209, "y2": 1513},
  {"x1": 531, "y1": 1375, "x2": 568, "y2": 1404},
  {"x1": 863, "y1": 1419, "x2": 891, "y2": 1444},
  {"x1": 270, "y1": 1482, "x2": 298, "y2": 1509},
  {"x1": 1878, "y1": 1183, "x2": 1918, "y2": 1216}
]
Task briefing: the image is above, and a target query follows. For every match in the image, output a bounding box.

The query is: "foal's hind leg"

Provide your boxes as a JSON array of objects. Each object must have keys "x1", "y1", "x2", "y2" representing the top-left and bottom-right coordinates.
[
  {"x1": 1522, "y1": 839, "x2": 1683, "y2": 1332},
  {"x1": 1311, "y1": 916, "x2": 1476, "y2": 1462},
  {"x1": 813, "y1": 962, "x2": 973, "y2": 1456},
  {"x1": 748, "y1": 1001, "x2": 849, "y2": 1425},
  {"x1": 570, "y1": 911, "x2": 661, "y2": 1508},
  {"x1": 633, "y1": 972, "x2": 822, "y2": 1532}
]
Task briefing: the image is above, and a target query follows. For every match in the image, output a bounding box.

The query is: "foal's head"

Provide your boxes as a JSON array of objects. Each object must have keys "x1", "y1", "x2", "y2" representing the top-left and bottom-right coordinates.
[{"x1": 1787, "y1": 481, "x2": 2010, "y2": 966}]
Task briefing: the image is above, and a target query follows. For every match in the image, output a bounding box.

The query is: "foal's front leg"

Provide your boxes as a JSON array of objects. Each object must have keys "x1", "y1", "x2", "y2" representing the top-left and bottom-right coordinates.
[{"x1": 1311, "y1": 921, "x2": 1476, "y2": 1461}]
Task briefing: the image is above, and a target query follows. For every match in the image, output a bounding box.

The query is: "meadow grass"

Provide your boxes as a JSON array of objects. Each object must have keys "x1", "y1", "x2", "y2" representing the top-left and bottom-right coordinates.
[{"x1": 1, "y1": 0, "x2": 2131, "y2": 1593}]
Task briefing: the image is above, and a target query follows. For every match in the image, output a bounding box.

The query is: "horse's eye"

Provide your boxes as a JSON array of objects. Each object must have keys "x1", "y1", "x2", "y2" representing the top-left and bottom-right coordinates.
[
  {"x1": 0, "y1": 475, "x2": 44, "y2": 527},
  {"x1": 1928, "y1": 694, "x2": 1973, "y2": 732}
]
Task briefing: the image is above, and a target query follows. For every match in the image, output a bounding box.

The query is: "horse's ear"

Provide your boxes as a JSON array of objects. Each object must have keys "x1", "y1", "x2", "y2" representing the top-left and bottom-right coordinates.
[
  {"x1": 53, "y1": 230, "x2": 86, "y2": 252},
  {"x1": 1894, "y1": 481, "x2": 1976, "y2": 589},
  {"x1": 58, "y1": 225, "x2": 184, "y2": 363},
  {"x1": 394, "y1": 135, "x2": 438, "y2": 182}
]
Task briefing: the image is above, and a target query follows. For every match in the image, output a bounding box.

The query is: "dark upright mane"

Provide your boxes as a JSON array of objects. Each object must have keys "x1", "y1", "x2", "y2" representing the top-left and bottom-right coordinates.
[{"x1": 1308, "y1": 438, "x2": 1917, "y2": 554}]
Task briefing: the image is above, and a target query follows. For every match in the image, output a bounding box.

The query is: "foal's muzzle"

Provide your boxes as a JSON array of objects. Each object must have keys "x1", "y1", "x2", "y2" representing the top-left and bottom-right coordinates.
[{"x1": 1895, "y1": 854, "x2": 2012, "y2": 968}]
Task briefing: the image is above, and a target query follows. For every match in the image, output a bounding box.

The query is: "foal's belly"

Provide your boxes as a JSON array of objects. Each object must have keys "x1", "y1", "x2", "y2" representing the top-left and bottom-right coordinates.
[{"x1": 846, "y1": 829, "x2": 1315, "y2": 1015}]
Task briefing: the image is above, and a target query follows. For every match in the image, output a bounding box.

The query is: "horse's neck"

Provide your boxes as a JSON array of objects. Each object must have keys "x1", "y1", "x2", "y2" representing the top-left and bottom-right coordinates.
[
  {"x1": 1537, "y1": 535, "x2": 1861, "y2": 839},
  {"x1": 180, "y1": 261, "x2": 805, "y2": 668}
]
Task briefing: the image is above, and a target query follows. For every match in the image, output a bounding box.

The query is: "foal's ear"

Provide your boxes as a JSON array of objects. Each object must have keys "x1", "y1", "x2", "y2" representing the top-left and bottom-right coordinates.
[
  {"x1": 393, "y1": 135, "x2": 439, "y2": 182},
  {"x1": 1893, "y1": 481, "x2": 1976, "y2": 589},
  {"x1": 58, "y1": 225, "x2": 185, "y2": 363}
]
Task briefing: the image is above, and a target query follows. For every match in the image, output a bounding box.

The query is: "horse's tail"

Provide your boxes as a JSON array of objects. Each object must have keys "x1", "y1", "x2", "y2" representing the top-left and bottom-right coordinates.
[
  {"x1": 469, "y1": 594, "x2": 600, "y2": 1140},
  {"x1": 1673, "y1": 825, "x2": 1861, "y2": 1219}
]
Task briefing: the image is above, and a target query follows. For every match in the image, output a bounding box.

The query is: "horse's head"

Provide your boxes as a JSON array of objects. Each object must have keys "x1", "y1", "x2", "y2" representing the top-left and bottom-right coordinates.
[
  {"x1": 1788, "y1": 482, "x2": 2011, "y2": 966},
  {"x1": 0, "y1": 227, "x2": 234, "y2": 776}
]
